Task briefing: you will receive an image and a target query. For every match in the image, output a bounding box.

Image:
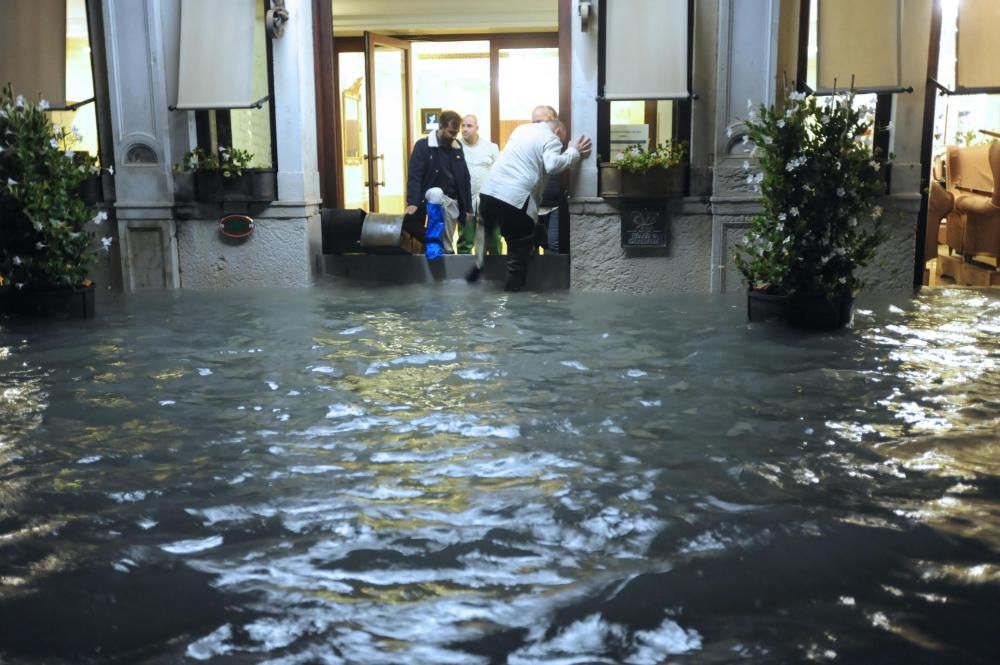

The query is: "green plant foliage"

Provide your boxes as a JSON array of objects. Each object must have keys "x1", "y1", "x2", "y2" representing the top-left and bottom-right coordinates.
[
  {"x1": 733, "y1": 90, "x2": 888, "y2": 298},
  {"x1": 0, "y1": 84, "x2": 104, "y2": 290},
  {"x1": 613, "y1": 140, "x2": 687, "y2": 174},
  {"x1": 176, "y1": 146, "x2": 255, "y2": 178}
]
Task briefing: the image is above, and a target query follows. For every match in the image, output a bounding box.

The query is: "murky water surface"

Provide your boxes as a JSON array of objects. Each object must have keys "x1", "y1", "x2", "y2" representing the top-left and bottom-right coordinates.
[{"x1": 1, "y1": 283, "x2": 999, "y2": 664}]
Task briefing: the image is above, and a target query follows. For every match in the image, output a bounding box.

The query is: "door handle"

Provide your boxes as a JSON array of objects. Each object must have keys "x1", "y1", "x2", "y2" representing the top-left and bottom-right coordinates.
[{"x1": 374, "y1": 153, "x2": 385, "y2": 187}]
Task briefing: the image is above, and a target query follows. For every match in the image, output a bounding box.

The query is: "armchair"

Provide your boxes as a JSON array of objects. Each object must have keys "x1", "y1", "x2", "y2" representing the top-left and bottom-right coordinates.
[{"x1": 952, "y1": 141, "x2": 1000, "y2": 263}]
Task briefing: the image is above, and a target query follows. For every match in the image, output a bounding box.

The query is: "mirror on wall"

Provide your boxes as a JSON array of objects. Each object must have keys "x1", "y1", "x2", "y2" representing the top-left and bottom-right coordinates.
[{"x1": 341, "y1": 77, "x2": 363, "y2": 165}]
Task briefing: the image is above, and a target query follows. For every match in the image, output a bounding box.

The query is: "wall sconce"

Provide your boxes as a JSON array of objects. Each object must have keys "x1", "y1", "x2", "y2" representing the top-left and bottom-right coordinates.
[
  {"x1": 579, "y1": 0, "x2": 592, "y2": 32},
  {"x1": 266, "y1": 0, "x2": 290, "y2": 39}
]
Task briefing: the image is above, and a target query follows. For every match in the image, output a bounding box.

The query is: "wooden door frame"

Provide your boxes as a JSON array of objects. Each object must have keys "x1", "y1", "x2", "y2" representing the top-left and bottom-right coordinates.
[{"x1": 364, "y1": 32, "x2": 412, "y2": 212}]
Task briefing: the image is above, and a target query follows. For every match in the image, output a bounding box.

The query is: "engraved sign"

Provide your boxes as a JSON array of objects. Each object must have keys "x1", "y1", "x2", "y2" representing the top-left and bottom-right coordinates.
[{"x1": 621, "y1": 203, "x2": 667, "y2": 248}]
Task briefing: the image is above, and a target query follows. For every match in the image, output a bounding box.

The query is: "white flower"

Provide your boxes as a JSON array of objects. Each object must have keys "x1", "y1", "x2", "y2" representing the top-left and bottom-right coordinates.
[
  {"x1": 834, "y1": 160, "x2": 841, "y2": 171},
  {"x1": 869, "y1": 160, "x2": 878, "y2": 168},
  {"x1": 39, "y1": 99, "x2": 50, "y2": 111},
  {"x1": 872, "y1": 205, "x2": 883, "y2": 219},
  {"x1": 15, "y1": 95, "x2": 25, "y2": 108},
  {"x1": 92, "y1": 210, "x2": 108, "y2": 225},
  {"x1": 35, "y1": 242, "x2": 47, "y2": 250},
  {"x1": 838, "y1": 276, "x2": 847, "y2": 284},
  {"x1": 65, "y1": 150, "x2": 75, "y2": 160},
  {"x1": 836, "y1": 187, "x2": 846, "y2": 197},
  {"x1": 789, "y1": 91, "x2": 807, "y2": 102},
  {"x1": 50, "y1": 138, "x2": 59, "y2": 148},
  {"x1": 763, "y1": 136, "x2": 773, "y2": 145},
  {"x1": 106, "y1": 165, "x2": 114, "y2": 176},
  {"x1": 15, "y1": 282, "x2": 24, "y2": 290},
  {"x1": 778, "y1": 212, "x2": 787, "y2": 221},
  {"x1": 0, "y1": 145, "x2": 5, "y2": 154},
  {"x1": 726, "y1": 126, "x2": 734, "y2": 138},
  {"x1": 615, "y1": 152, "x2": 624, "y2": 161},
  {"x1": 776, "y1": 119, "x2": 786, "y2": 128},
  {"x1": 754, "y1": 172, "x2": 763, "y2": 184},
  {"x1": 12, "y1": 256, "x2": 22, "y2": 265},
  {"x1": 100, "y1": 236, "x2": 114, "y2": 251},
  {"x1": 747, "y1": 98, "x2": 754, "y2": 110},
  {"x1": 790, "y1": 206, "x2": 800, "y2": 216},
  {"x1": 848, "y1": 217, "x2": 858, "y2": 227},
  {"x1": 0, "y1": 109, "x2": 6, "y2": 118},
  {"x1": 885, "y1": 121, "x2": 894, "y2": 131},
  {"x1": 820, "y1": 115, "x2": 830, "y2": 124},
  {"x1": 743, "y1": 160, "x2": 750, "y2": 170},
  {"x1": 748, "y1": 110, "x2": 758, "y2": 122},
  {"x1": 7, "y1": 177, "x2": 16, "y2": 187},
  {"x1": 746, "y1": 174, "x2": 754, "y2": 184},
  {"x1": 785, "y1": 108, "x2": 795, "y2": 118}
]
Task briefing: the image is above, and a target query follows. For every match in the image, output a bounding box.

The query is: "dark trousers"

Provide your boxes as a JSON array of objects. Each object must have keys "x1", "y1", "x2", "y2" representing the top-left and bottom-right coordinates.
[{"x1": 480, "y1": 194, "x2": 536, "y2": 291}]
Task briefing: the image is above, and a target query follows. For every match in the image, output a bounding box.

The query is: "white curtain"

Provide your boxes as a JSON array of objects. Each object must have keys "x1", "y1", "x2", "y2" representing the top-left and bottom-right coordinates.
[
  {"x1": 604, "y1": 0, "x2": 689, "y2": 100},
  {"x1": 817, "y1": 0, "x2": 901, "y2": 92},
  {"x1": 176, "y1": 0, "x2": 257, "y2": 109},
  {"x1": 0, "y1": 0, "x2": 67, "y2": 107},
  {"x1": 957, "y1": 0, "x2": 1000, "y2": 90}
]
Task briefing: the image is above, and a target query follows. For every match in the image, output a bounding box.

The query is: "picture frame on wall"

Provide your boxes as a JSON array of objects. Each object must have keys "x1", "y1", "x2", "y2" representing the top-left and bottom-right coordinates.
[{"x1": 420, "y1": 107, "x2": 441, "y2": 132}]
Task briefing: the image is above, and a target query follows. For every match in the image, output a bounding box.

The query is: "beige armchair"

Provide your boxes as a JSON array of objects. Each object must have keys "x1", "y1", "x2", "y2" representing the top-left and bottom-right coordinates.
[
  {"x1": 952, "y1": 141, "x2": 1000, "y2": 262},
  {"x1": 925, "y1": 179, "x2": 953, "y2": 268}
]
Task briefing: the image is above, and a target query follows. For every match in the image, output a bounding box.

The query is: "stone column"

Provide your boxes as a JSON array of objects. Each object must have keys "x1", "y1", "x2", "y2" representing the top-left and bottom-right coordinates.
[
  {"x1": 710, "y1": 0, "x2": 782, "y2": 293},
  {"x1": 103, "y1": 0, "x2": 181, "y2": 289}
]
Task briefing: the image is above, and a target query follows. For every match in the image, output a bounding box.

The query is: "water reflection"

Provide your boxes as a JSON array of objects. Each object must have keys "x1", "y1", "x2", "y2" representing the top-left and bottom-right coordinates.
[{"x1": 1, "y1": 285, "x2": 999, "y2": 663}]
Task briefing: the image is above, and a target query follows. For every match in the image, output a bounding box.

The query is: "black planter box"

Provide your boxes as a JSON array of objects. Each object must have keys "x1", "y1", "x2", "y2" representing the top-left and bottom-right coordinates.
[
  {"x1": 0, "y1": 283, "x2": 96, "y2": 319},
  {"x1": 195, "y1": 169, "x2": 277, "y2": 203},
  {"x1": 747, "y1": 289, "x2": 855, "y2": 331},
  {"x1": 173, "y1": 172, "x2": 197, "y2": 202}
]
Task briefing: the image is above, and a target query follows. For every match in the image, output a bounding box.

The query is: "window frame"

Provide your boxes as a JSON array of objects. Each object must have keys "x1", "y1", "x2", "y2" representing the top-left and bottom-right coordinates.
[
  {"x1": 192, "y1": 0, "x2": 278, "y2": 172},
  {"x1": 596, "y1": 0, "x2": 694, "y2": 188}
]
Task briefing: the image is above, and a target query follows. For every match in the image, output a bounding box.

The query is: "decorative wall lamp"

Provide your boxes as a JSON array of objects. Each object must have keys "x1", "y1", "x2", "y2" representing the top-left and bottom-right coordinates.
[
  {"x1": 578, "y1": 0, "x2": 592, "y2": 31},
  {"x1": 266, "y1": 0, "x2": 290, "y2": 39}
]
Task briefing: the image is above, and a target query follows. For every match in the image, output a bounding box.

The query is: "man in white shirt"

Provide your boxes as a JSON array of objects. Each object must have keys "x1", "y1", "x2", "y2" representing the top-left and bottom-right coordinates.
[
  {"x1": 479, "y1": 119, "x2": 592, "y2": 291},
  {"x1": 458, "y1": 114, "x2": 500, "y2": 254}
]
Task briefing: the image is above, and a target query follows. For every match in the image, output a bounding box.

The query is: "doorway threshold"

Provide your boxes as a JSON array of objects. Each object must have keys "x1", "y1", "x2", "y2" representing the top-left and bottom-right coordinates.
[{"x1": 322, "y1": 254, "x2": 569, "y2": 289}]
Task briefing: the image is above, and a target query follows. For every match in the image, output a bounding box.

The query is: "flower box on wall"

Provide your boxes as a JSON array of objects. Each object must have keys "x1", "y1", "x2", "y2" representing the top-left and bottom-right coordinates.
[
  {"x1": 598, "y1": 163, "x2": 687, "y2": 200},
  {"x1": 621, "y1": 166, "x2": 687, "y2": 200},
  {"x1": 194, "y1": 168, "x2": 277, "y2": 203}
]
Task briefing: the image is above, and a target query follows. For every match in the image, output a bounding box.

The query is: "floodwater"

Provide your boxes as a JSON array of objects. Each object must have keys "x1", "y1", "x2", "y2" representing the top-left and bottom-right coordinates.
[{"x1": 1, "y1": 282, "x2": 999, "y2": 664}]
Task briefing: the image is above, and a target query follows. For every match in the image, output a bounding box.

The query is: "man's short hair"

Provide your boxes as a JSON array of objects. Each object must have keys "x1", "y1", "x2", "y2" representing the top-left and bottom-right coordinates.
[
  {"x1": 532, "y1": 105, "x2": 558, "y2": 122},
  {"x1": 439, "y1": 110, "x2": 462, "y2": 128}
]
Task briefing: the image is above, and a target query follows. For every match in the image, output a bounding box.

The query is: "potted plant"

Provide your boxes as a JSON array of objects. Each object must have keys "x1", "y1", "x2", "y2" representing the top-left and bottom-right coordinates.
[
  {"x1": 733, "y1": 90, "x2": 888, "y2": 330},
  {"x1": 599, "y1": 139, "x2": 688, "y2": 199},
  {"x1": 0, "y1": 85, "x2": 109, "y2": 319},
  {"x1": 176, "y1": 146, "x2": 276, "y2": 203}
]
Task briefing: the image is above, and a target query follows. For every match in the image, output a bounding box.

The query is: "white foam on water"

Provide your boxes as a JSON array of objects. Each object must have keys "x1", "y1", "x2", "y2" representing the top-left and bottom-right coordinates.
[
  {"x1": 267, "y1": 381, "x2": 279, "y2": 390},
  {"x1": 340, "y1": 325, "x2": 366, "y2": 335},
  {"x1": 310, "y1": 366, "x2": 338, "y2": 374},
  {"x1": 347, "y1": 485, "x2": 426, "y2": 500},
  {"x1": 325, "y1": 403, "x2": 366, "y2": 418},
  {"x1": 627, "y1": 369, "x2": 648, "y2": 377},
  {"x1": 77, "y1": 455, "x2": 102, "y2": 464},
  {"x1": 630, "y1": 616, "x2": 704, "y2": 661},
  {"x1": 288, "y1": 464, "x2": 344, "y2": 475},
  {"x1": 188, "y1": 504, "x2": 279, "y2": 525},
  {"x1": 639, "y1": 399, "x2": 662, "y2": 407},
  {"x1": 107, "y1": 490, "x2": 150, "y2": 503},
  {"x1": 136, "y1": 518, "x2": 157, "y2": 530},
  {"x1": 186, "y1": 624, "x2": 233, "y2": 660},
  {"x1": 456, "y1": 368, "x2": 493, "y2": 380},
  {"x1": 197, "y1": 368, "x2": 213, "y2": 376},
  {"x1": 560, "y1": 360, "x2": 589, "y2": 371},
  {"x1": 159, "y1": 400, "x2": 175, "y2": 406},
  {"x1": 160, "y1": 534, "x2": 224, "y2": 554}
]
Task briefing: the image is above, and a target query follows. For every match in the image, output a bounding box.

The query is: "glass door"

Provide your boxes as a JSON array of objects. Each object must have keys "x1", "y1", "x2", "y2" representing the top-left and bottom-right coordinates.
[{"x1": 364, "y1": 32, "x2": 411, "y2": 213}]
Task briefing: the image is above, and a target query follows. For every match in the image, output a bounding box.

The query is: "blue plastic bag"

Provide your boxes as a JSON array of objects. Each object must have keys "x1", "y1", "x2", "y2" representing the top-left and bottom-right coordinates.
[{"x1": 425, "y1": 201, "x2": 445, "y2": 260}]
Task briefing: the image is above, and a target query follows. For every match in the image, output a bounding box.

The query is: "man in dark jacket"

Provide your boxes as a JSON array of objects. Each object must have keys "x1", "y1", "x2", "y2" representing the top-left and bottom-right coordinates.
[{"x1": 403, "y1": 110, "x2": 472, "y2": 254}]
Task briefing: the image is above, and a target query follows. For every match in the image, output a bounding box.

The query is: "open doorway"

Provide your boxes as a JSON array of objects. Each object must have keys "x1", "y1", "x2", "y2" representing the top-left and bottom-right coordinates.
[
  {"x1": 922, "y1": 0, "x2": 1000, "y2": 287},
  {"x1": 333, "y1": 35, "x2": 559, "y2": 213}
]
